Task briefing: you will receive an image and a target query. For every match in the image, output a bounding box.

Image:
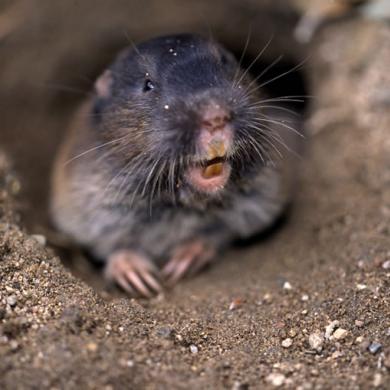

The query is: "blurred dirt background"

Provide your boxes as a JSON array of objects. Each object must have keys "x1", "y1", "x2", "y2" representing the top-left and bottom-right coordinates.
[{"x1": 0, "y1": 0, "x2": 389, "y2": 389}]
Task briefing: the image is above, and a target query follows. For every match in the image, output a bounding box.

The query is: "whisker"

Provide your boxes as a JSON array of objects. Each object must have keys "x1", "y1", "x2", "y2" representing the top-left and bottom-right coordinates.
[
  {"x1": 247, "y1": 125, "x2": 284, "y2": 159},
  {"x1": 252, "y1": 116, "x2": 304, "y2": 138},
  {"x1": 112, "y1": 156, "x2": 146, "y2": 204},
  {"x1": 247, "y1": 122, "x2": 302, "y2": 160},
  {"x1": 63, "y1": 135, "x2": 129, "y2": 165},
  {"x1": 149, "y1": 159, "x2": 166, "y2": 214},
  {"x1": 233, "y1": 35, "x2": 274, "y2": 88},
  {"x1": 101, "y1": 158, "x2": 134, "y2": 201},
  {"x1": 232, "y1": 27, "x2": 252, "y2": 87},
  {"x1": 253, "y1": 56, "x2": 310, "y2": 92},
  {"x1": 252, "y1": 104, "x2": 300, "y2": 118},
  {"x1": 244, "y1": 54, "x2": 283, "y2": 94},
  {"x1": 141, "y1": 157, "x2": 161, "y2": 197}
]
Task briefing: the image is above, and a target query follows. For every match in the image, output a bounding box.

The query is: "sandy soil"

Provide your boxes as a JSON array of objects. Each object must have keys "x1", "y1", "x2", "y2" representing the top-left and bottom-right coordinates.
[{"x1": 0, "y1": 1, "x2": 389, "y2": 389}]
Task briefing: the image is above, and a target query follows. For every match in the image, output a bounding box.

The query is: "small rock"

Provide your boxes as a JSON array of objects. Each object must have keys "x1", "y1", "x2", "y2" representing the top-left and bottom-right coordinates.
[
  {"x1": 263, "y1": 293, "x2": 273, "y2": 304},
  {"x1": 355, "y1": 336, "x2": 364, "y2": 344},
  {"x1": 282, "y1": 338, "x2": 293, "y2": 348},
  {"x1": 283, "y1": 281, "x2": 292, "y2": 290},
  {"x1": 175, "y1": 334, "x2": 183, "y2": 342},
  {"x1": 331, "y1": 350, "x2": 342, "y2": 359},
  {"x1": 232, "y1": 381, "x2": 249, "y2": 390},
  {"x1": 266, "y1": 373, "x2": 285, "y2": 387},
  {"x1": 189, "y1": 344, "x2": 198, "y2": 354},
  {"x1": 356, "y1": 284, "x2": 367, "y2": 290},
  {"x1": 368, "y1": 342, "x2": 382, "y2": 355},
  {"x1": 229, "y1": 298, "x2": 244, "y2": 311},
  {"x1": 325, "y1": 320, "x2": 339, "y2": 339},
  {"x1": 373, "y1": 373, "x2": 383, "y2": 388},
  {"x1": 126, "y1": 360, "x2": 134, "y2": 367},
  {"x1": 86, "y1": 342, "x2": 98, "y2": 352},
  {"x1": 6, "y1": 296, "x2": 17, "y2": 307},
  {"x1": 308, "y1": 332, "x2": 324, "y2": 352},
  {"x1": 301, "y1": 294, "x2": 309, "y2": 301},
  {"x1": 31, "y1": 234, "x2": 47, "y2": 246},
  {"x1": 333, "y1": 328, "x2": 348, "y2": 340},
  {"x1": 355, "y1": 320, "x2": 364, "y2": 328},
  {"x1": 156, "y1": 327, "x2": 173, "y2": 338},
  {"x1": 9, "y1": 340, "x2": 19, "y2": 351},
  {"x1": 288, "y1": 329, "x2": 297, "y2": 338},
  {"x1": 382, "y1": 260, "x2": 390, "y2": 270}
]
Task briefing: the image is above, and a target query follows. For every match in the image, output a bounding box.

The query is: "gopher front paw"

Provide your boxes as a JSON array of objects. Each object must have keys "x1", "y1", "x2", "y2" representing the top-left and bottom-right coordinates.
[
  {"x1": 162, "y1": 240, "x2": 215, "y2": 284},
  {"x1": 105, "y1": 250, "x2": 162, "y2": 297}
]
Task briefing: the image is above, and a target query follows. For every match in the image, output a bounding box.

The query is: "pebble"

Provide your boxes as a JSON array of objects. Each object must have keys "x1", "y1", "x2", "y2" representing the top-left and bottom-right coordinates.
[
  {"x1": 232, "y1": 381, "x2": 249, "y2": 390},
  {"x1": 6, "y1": 296, "x2": 17, "y2": 307},
  {"x1": 156, "y1": 327, "x2": 173, "y2": 338},
  {"x1": 175, "y1": 334, "x2": 183, "y2": 342},
  {"x1": 31, "y1": 234, "x2": 47, "y2": 246},
  {"x1": 368, "y1": 342, "x2": 382, "y2": 355},
  {"x1": 355, "y1": 336, "x2": 364, "y2": 344},
  {"x1": 355, "y1": 320, "x2": 364, "y2": 327},
  {"x1": 325, "y1": 320, "x2": 339, "y2": 339},
  {"x1": 288, "y1": 329, "x2": 297, "y2": 338},
  {"x1": 333, "y1": 328, "x2": 348, "y2": 340},
  {"x1": 331, "y1": 350, "x2": 342, "y2": 359},
  {"x1": 229, "y1": 298, "x2": 244, "y2": 311},
  {"x1": 356, "y1": 284, "x2": 367, "y2": 290},
  {"x1": 266, "y1": 373, "x2": 285, "y2": 387},
  {"x1": 308, "y1": 332, "x2": 324, "y2": 352},
  {"x1": 189, "y1": 344, "x2": 198, "y2": 354},
  {"x1": 263, "y1": 293, "x2": 273, "y2": 304},
  {"x1": 86, "y1": 342, "x2": 98, "y2": 352},
  {"x1": 301, "y1": 294, "x2": 309, "y2": 301},
  {"x1": 283, "y1": 281, "x2": 292, "y2": 290},
  {"x1": 10, "y1": 340, "x2": 19, "y2": 351},
  {"x1": 382, "y1": 260, "x2": 390, "y2": 270},
  {"x1": 281, "y1": 338, "x2": 293, "y2": 348},
  {"x1": 373, "y1": 373, "x2": 383, "y2": 388}
]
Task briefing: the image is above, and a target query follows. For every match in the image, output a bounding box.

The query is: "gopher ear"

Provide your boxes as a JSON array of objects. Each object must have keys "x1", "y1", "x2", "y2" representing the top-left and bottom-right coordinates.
[{"x1": 95, "y1": 69, "x2": 112, "y2": 98}]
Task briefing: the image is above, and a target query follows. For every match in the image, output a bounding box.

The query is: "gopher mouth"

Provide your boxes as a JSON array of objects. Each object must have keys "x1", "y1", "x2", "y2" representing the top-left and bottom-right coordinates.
[
  {"x1": 185, "y1": 155, "x2": 231, "y2": 194},
  {"x1": 201, "y1": 156, "x2": 226, "y2": 178}
]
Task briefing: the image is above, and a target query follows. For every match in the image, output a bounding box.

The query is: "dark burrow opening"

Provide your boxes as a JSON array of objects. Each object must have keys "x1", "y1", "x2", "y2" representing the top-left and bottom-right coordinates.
[{"x1": 2, "y1": 16, "x2": 310, "y2": 290}]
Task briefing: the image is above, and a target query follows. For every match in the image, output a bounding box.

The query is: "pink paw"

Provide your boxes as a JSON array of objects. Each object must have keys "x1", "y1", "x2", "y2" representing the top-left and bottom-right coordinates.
[
  {"x1": 162, "y1": 240, "x2": 215, "y2": 284},
  {"x1": 105, "y1": 250, "x2": 162, "y2": 297}
]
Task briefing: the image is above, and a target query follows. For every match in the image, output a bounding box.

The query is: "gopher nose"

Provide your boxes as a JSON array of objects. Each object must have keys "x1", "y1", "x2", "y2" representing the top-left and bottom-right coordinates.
[
  {"x1": 198, "y1": 103, "x2": 233, "y2": 158},
  {"x1": 201, "y1": 104, "x2": 231, "y2": 133}
]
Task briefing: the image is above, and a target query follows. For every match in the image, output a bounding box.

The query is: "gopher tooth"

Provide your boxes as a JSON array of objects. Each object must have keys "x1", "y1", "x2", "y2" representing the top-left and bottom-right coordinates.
[{"x1": 202, "y1": 163, "x2": 223, "y2": 178}]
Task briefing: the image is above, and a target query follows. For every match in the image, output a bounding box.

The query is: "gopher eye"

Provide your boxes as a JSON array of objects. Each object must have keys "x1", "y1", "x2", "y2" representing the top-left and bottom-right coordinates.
[{"x1": 143, "y1": 79, "x2": 155, "y2": 92}]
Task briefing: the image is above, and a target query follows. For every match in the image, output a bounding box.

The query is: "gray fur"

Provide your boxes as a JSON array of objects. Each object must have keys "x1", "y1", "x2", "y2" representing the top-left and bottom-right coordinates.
[{"x1": 51, "y1": 34, "x2": 303, "y2": 268}]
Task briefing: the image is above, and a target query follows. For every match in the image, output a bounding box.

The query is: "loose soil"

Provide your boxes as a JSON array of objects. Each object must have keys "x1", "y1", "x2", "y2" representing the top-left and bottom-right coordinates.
[{"x1": 0, "y1": 1, "x2": 389, "y2": 389}]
